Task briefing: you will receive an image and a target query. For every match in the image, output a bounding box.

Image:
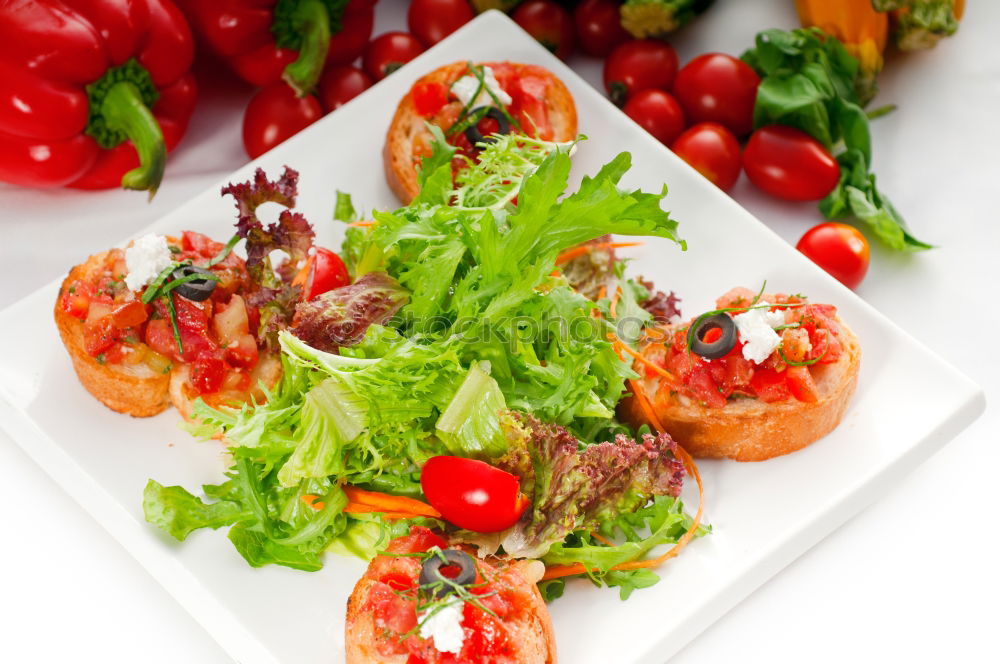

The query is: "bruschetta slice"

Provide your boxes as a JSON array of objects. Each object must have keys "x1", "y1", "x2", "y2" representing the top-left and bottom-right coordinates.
[
  {"x1": 384, "y1": 60, "x2": 578, "y2": 203},
  {"x1": 54, "y1": 231, "x2": 279, "y2": 418},
  {"x1": 346, "y1": 527, "x2": 557, "y2": 664},
  {"x1": 620, "y1": 287, "x2": 861, "y2": 461}
]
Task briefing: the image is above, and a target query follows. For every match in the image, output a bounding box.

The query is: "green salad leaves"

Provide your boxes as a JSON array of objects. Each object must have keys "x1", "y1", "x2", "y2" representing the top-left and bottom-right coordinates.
[{"x1": 144, "y1": 132, "x2": 702, "y2": 595}]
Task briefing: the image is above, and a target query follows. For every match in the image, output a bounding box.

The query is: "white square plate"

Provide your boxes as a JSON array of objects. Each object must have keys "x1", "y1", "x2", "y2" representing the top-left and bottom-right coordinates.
[{"x1": 0, "y1": 11, "x2": 985, "y2": 664}]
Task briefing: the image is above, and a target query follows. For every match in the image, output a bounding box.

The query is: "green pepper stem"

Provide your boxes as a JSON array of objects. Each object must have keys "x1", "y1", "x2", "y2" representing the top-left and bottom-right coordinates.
[
  {"x1": 100, "y1": 81, "x2": 166, "y2": 199},
  {"x1": 282, "y1": 0, "x2": 331, "y2": 96}
]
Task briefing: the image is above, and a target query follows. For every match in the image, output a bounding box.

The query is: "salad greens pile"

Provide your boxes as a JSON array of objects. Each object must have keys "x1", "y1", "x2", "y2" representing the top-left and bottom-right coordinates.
[{"x1": 144, "y1": 130, "x2": 705, "y2": 597}]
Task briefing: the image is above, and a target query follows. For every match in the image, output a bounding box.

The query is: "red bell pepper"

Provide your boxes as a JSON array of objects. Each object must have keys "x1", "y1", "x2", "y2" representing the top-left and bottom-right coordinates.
[
  {"x1": 0, "y1": 0, "x2": 197, "y2": 196},
  {"x1": 176, "y1": 0, "x2": 377, "y2": 96}
]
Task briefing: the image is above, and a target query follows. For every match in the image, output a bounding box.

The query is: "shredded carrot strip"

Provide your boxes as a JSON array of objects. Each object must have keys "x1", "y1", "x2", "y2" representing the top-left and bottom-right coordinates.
[
  {"x1": 555, "y1": 242, "x2": 642, "y2": 266},
  {"x1": 609, "y1": 286, "x2": 621, "y2": 319},
  {"x1": 300, "y1": 494, "x2": 324, "y2": 511},
  {"x1": 290, "y1": 255, "x2": 314, "y2": 288},
  {"x1": 607, "y1": 332, "x2": 676, "y2": 383},
  {"x1": 541, "y1": 379, "x2": 705, "y2": 582},
  {"x1": 348, "y1": 220, "x2": 375, "y2": 227},
  {"x1": 343, "y1": 485, "x2": 442, "y2": 518},
  {"x1": 590, "y1": 531, "x2": 613, "y2": 546},
  {"x1": 597, "y1": 285, "x2": 607, "y2": 300}
]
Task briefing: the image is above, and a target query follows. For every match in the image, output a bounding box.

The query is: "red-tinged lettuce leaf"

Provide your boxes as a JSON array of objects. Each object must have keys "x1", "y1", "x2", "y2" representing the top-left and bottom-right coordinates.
[
  {"x1": 221, "y1": 166, "x2": 316, "y2": 285},
  {"x1": 221, "y1": 166, "x2": 316, "y2": 348},
  {"x1": 495, "y1": 412, "x2": 684, "y2": 559},
  {"x1": 638, "y1": 278, "x2": 682, "y2": 324},
  {"x1": 291, "y1": 272, "x2": 410, "y2": 352}
]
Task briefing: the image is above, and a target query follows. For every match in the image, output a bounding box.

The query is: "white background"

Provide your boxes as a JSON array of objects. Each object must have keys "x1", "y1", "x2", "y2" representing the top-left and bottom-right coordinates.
[{"x1": 1, "y1": 1, "x2": 996, "y2": 662}]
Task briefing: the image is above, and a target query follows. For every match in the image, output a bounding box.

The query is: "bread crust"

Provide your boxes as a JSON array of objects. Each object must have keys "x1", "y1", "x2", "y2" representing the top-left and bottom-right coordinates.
[
  {"x1": 54, "y1": 251, "x2": 171, "y2": 417},
  {"x1": 620, "y1": 318, "x2": 861, "y2": 461},
  {"x1": 384, "y1": 61, "x2": 578, "y2": 204},
  {"x1": 345, "y1": 556, "x2": 556, "y2": 664}
]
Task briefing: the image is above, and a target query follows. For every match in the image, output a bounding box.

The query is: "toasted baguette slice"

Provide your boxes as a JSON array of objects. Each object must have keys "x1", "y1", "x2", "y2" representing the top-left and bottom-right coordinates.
[
  {"x1": 346, "y1": 554, "x2": 555, "y2": 663},
  {"x1": 384, "y1": 61, "x2": 578, "y2": 204},
  {"x1": 54, "y1": 251, "x2": 171, "y2": 417},
  {"x1": 620, "y1": 318, "x2": 861, "y2": 462}
]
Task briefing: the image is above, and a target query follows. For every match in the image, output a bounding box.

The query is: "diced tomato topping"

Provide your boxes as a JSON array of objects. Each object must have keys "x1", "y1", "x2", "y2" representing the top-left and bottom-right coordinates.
[
  {"x1": 749, "y1": 367, "x2": 791, "y2": 402},
  {"x1": 685, "y1": 367, "x2": 728, "y2": 408},
  {"x1": 181, "y1": 230, "x2": 224, "y2": 258},
  {"x1": 225, "y1": 333, "x2": 259, "y2": 368},
  {"x1": 386, "y1": 526, "x2": 448, "y2": 554},
  {"x1": 191, "y1": 352, "x2": 226, "y2": 394},
  {"x1": 785, "y1": 366, "x2": 819, "y2": 403},
  {"x1": 83, "y1": 317, "x2": 119, "y2": 357},
  {"x1": 110, "y1": 300, "x2": 148, "y2": 328},
  {"x1": 412, "y1": 81, "x2": 449, "y2": 117},
  {"x1": 144, "y1": 318, "x2": 176, "y2": 357},
  {"x1": 462, "y1": 603, "x2": 514, "y2": 659},
  {"x1": 379, "y1": 572, "x2": 414, "y2": 592},
  {"x1": 509, "y1": 75, "x2": 552, "y2": 140},
  {"x1": 61, "y1": 280, "x2": 94, "y2": 320}
]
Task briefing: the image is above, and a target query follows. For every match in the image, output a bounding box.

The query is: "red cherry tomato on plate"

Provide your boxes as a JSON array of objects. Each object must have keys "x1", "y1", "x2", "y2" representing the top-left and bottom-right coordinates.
[
  {"x1": 303, "y1": 247, "x2": 351, "y2": 301},
  {"x1": 574, "y1": 0, "x2": 630, "y2": 57},
  {"x1": 796, "y1": 222, "x2": 870, "y2": 290},
  {"x1": 670, "y1": 122, "x2": 741, "y2": 192},
  {"x1": 421, "y1": 456, "x2": 529, "y2": 533},
  {"x1": 623, "y1": 89, "x2": 686, "y2": 146},
  {"x1": 512, "y1": 0, "x2": 575, "y2": 60},
  {"x1": 743, "y1": 125, "x2": 841, "y2": 201},
  {"x1": 672, "y1": 53, "x2": 760, "y2": 137},
  {"x1": 317, "y1": 65, "x2": 372, "y2": 113},
  {"x1": 604, "y1": 39, "x2": 679, "y2": 106},
  {"x1": 407, "y1": 0, "x2": 475, "y2": 47},
  {"x1": 363, "y1": 32, "x2": 425, "y2": 81},
  {"x1": 242, "y1": 83, "x2": 324, "y2": 159}
]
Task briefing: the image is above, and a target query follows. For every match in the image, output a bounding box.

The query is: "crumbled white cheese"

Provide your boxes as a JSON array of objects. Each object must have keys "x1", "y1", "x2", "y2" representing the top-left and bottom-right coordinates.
[
  {"x1": 732, "y1": 301, "x2": 786, "y2": 364},
  {"x1": 418, "y1": 598, "x2": 466, "y2": 655},
  {"x1": 450, "y1": 66, "x2": 512, "y2": 109},
  {"x1": 124, "y1": 234, "x2": 173, "y2": 292}
]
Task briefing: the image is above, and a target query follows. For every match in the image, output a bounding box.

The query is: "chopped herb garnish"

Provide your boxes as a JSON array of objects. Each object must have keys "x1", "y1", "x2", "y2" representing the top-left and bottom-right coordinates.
[
  {"x1": 205, "y1": 234, "x2": 240, "y2": 268},
  {"x1": 95, "y1": 353, "x2": 106, "y2": 365}
]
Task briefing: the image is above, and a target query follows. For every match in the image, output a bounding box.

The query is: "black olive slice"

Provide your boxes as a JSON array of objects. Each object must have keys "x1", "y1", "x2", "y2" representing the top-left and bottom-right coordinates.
[
  {"x1": 463, "y1": 106, "x2": 511, "y2": 147},
  {"x1": 689, "y1": 313, "x2": 737, "y2": 360},
  {"x1": 419, "y1": 549, "x2": 476, "y2": 596},
  {"x1": 170, "y1": 265, "x2": 217, "y2": 302}
]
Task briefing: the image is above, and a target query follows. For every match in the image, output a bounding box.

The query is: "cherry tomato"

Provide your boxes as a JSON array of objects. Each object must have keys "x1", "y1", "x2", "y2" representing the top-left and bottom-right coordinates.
[
  {"x1": 796, "y1": 222, "x2": 870, "y2": 290},
  {"x1": 317, "y1": 65, "x2": 372, "y2": 113},
  {"x1": 512, "y1": 0, "x2": 575, "y2": 60},
  {"x1": 623, "y1": 89, "x2": 686, "y2": 146},
  {"x1": 303, "y1": 248, "x2": 351, "y2": 301},
  {"x1": 670, "y1": 122, "x2": 742, "y2": 192},
  {"x1": 743, "y1": 125, "x2": 841, "y2": 201},
  {"x1": 421, "y1": 456, "x2": 529, "y2": 533},
  {"x1": 672, "y1": 53, "x2": 760, "y2": 137},
  {"x1": 574, "y1": 0, "x2": 630, "y2": 57},
  {"x1": 407, "y1": 0, "x2": 475, "y2": 47},
  {"x1": 363, "y1": 32, "x2": 425, "y2": 81},
  {"x1": 604, "y1": 39, "x2": 679, "y2": 107},
  {"x1": 242, "y1": 83, "x2": 323, "y2": 159},
  {"x1": 326, "y1": 2, "x2": 376, "y2": 64}
]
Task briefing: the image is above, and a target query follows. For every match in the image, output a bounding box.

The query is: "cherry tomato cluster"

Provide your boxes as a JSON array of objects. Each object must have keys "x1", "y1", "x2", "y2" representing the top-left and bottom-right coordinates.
[
  {"x1": 244, "y1": 0, "x2": 483, "y2": 159},
  {"x1": 586, "y1": 33, "x2": 871, "y2": 288}
]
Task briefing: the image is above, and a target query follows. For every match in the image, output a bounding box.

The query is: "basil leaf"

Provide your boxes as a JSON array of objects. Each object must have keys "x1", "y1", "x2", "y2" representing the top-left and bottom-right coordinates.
[{"x1": 820, "y1": 150, "x2": 933, "y2": 251}]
